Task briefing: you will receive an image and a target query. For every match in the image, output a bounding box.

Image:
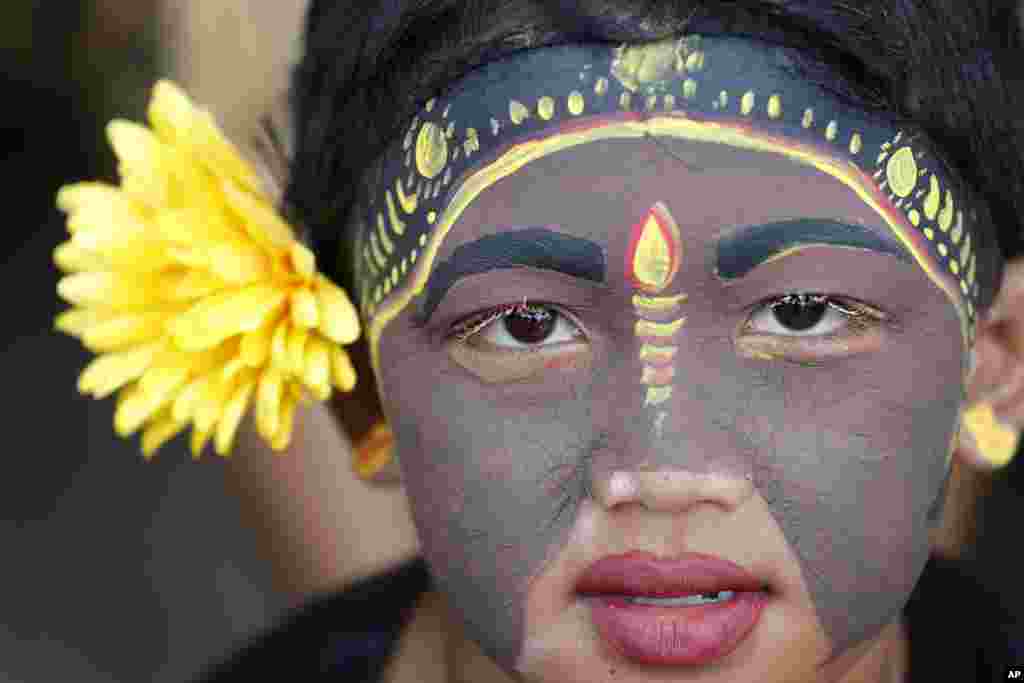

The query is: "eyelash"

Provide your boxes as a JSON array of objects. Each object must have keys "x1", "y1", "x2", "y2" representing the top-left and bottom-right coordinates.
[
  {"x1": 741, "y1": 294, "x2": 888, "y2": 339},
  {"x1": 447, "y1": 294, "x2": 887, "y2": 346},
  {"x1": 449, "y1": 300, "x2": 575, "y2": 344}
]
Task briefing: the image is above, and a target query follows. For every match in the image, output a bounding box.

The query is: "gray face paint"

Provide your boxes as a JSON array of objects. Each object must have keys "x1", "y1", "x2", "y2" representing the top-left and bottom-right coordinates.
[
  {"x1": 361, "y1": 34, "x2": 981, "y2": 677},
  {"x1": 375, "y1": 136, "x2": 963, "y2": 673}
]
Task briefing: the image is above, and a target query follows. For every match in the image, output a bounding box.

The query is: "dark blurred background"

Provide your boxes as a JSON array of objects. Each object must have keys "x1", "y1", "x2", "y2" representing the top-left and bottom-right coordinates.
[
  {"x1": 2, "y1": 2, "x2": 290, "y2": 682},
  {"x1": 3, "y1": 2, "x2": 1023, "y2": 682}
]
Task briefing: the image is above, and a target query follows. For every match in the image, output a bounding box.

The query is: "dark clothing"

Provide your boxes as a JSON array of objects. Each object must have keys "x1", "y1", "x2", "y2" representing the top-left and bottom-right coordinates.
[{"x1": 199, "y1": 555, "x2": 1022, "y2": 682}]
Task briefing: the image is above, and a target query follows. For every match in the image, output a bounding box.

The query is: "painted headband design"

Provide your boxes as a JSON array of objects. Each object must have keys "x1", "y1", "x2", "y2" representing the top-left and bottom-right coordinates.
[{"x1": 349, "y1": 33, "x2": 997, "y2": 380}]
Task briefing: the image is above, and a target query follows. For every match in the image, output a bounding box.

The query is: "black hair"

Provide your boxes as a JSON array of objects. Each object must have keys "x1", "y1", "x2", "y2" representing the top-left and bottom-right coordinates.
[{"x1": 285, "y1": 0, "x2": 1024, "y2": 311}]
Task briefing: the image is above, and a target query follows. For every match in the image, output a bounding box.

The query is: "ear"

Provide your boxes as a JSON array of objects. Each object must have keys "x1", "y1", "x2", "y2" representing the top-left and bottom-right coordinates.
[
  {"x1": 954, "y1": 258, "x2": 1024, "y2": 471},
  {"x1": 326, "y1": 335, "x2": 402, "y2": 484}
]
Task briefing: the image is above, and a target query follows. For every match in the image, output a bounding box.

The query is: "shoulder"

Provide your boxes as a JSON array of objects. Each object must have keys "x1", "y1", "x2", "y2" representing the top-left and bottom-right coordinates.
[
  {"x1": 904, "y1": 555, "x2": 1023, "y2": 681},
  {"x1": 196, "y1": 557, "x2": 435, "y2": 683}
]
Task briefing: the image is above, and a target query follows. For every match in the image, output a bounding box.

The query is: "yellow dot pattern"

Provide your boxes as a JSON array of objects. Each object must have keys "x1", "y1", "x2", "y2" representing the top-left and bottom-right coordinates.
[
  {"x1": 568, "y1": 91, "x2": 585, "y2": 115},
  {"x1": 849, "y1": 133, "x2": 863, "y2": 155},
  {"x1": 741, "y1": 91, "x2": 755, "y2": 115},
  {"x1": 825, "y1": 120, "x2": 838, "y2": 142},
  {"x1": 360, "y1": 38, "x2": 984, "y2": 338},
  {"x1": 538, "y1": 96, "x2": 555, "y2": 120}
]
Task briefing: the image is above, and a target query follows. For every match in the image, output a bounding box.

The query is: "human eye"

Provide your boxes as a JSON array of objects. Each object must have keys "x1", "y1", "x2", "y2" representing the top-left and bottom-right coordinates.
[
  {"x1": 443, "y1": 301, "x2": 591, "y2": 383},
  {"x1": 736, "y1": 293, "x2": 891, "y2": 362}
]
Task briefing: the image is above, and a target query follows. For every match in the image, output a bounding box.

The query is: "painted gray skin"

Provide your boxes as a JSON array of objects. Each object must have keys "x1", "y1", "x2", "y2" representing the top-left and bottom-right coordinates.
[{"x1": 372, "y1": 136, "x2": 963, "y2": 675}]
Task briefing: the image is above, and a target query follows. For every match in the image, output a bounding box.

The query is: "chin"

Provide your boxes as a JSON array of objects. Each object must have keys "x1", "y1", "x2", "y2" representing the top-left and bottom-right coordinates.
[
  {"x1": 514, "y1": 593, "x2": 830, "y2": 683},
  {"x1": 512, "y1": 513, "x2": 833, "y2": 681}
]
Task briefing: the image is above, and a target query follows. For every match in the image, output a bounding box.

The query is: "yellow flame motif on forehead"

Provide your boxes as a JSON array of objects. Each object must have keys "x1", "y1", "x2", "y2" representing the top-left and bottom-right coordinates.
[
  {"x1": 634, "y1": 217, "x2": 674, "y2": 288},
  {"x1": 626, "y1": 203, "x2": 686, "y2": 437}
]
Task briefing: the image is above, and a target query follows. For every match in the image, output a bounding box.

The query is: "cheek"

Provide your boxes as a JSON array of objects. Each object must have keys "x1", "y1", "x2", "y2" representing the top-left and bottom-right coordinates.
[
  {"x1": 375, "y1": 328, "x2": 593, "y2": 670},
  {"x1": 749, "y1": 315, "x2": 962, "y2": 655}
]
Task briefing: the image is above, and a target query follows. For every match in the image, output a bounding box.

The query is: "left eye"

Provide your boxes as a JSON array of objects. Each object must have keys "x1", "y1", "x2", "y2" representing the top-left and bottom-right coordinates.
[
  {"x1": 450, "y1": 302, "x2": 584, "y2": 350},
  {"x1": 746, "y1": 294, "x2": 876, "y2": 337}
]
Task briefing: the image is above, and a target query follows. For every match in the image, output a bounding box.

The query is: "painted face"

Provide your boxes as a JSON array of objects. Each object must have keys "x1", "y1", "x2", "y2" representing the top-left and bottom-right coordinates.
[{"x1": 347, "y1": 35, "x2": 998, "y2": 681}]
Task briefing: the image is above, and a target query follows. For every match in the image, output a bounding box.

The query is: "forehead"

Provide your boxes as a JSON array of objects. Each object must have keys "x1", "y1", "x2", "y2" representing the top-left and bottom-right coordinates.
[{"x1": 434, "y1": 136, "x2": 888, "y2": 257}]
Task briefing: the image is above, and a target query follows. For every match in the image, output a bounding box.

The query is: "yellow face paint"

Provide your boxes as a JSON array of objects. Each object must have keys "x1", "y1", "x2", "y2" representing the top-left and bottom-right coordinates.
[{"x1": 352, "y1": 34, "x2": 996, "y2": 395}]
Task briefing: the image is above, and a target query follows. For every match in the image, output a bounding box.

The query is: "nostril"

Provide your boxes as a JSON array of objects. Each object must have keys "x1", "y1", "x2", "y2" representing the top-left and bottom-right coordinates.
[{"x1": 635, "y1": 470, "x2": 755, "y2": 513}]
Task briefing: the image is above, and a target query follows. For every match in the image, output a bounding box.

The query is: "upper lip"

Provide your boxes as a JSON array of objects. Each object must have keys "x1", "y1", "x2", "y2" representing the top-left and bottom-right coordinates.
[{"x1": 575, "y1": 551, "x2": 769, "y2": 597}]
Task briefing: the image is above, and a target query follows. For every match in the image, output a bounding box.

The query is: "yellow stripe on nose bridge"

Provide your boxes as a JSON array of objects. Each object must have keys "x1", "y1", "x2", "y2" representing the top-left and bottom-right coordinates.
[
  {"x1": 633, "y1": 293, "x2": 689, "y2": 313},
  {"x1": 639, "y1": 344, "x2": 678, "y2": 363},
  {"x1": 645, "y1": 386, "x2": 674, "y2": 406},
  {"x1": 635, "y1": 318, "x2": 686, "y2": 337}
]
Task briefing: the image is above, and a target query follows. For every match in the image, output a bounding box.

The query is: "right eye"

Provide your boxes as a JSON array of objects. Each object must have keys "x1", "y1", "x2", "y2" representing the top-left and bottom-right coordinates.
[
  {"x1": 444, "y1": 301, "x2": 592, "y2": 383},
  {"x1": 451, "y1": 302, "x2": 584, "y2": 350}
]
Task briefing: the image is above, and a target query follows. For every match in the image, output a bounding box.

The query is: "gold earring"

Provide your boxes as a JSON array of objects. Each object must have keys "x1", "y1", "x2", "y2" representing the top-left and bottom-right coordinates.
[
  {"x1": 353, "y1": 420, "x2": 401, "y2": 483},
  {"x1": 960, "y1": 401, "x2": 1020, "y2": 468}
]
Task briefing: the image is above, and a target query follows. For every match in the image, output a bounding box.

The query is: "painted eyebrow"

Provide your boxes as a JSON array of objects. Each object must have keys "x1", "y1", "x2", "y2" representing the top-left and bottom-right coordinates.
[
  {"x1": 714, "y1": 218, "x2": 914, "y2": 281},
  {"x1": 412, "y1": 227, "x2": 606, "y2": 326}
]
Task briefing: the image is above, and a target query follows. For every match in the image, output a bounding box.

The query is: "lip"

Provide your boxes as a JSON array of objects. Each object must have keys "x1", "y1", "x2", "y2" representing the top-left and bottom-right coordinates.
[{"x1": 576, "y1": 551, "x2": 771, "y2": 666}]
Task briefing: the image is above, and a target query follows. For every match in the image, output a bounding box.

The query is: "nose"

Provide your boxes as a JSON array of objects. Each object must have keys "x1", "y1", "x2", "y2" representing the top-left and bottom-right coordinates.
[{"x1": 591, "y1": 468, "x2": 754, "y2": 514}]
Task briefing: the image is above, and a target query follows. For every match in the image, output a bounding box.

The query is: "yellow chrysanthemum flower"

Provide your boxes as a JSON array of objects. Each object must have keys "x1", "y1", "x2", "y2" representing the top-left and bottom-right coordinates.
[{"x1": 54, "y1": 80, "x2": 360, "y2": 459}]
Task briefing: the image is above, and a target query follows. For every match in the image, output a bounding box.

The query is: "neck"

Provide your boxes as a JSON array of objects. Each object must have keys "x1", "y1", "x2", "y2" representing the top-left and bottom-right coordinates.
[{"x1": 836, "y1": 619, "x2": 910, "y2": 683}]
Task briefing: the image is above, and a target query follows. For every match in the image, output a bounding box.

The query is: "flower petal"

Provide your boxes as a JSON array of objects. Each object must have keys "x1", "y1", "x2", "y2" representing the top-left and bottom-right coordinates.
[
  {"x1": 141, "y1": 408, "x2": 188, "y2": 459},
  {"x1": 219, "y1": 178, "x2": 294, "y2": 250},
  {"x1": 115, "y1": 380, "x2": 169, "y2": 437},
  {"x1": 290, "y1": 242, "x2": 316, "y2": 281},
  {"x1": 194, "y1": 375, "x2": 234, "y2": 434},
  {"x1": 287, "y1": 325, "x2": 309, "y2": 377},
  {"x1": 66, "y1": 196, "x2": 150, "y2": 250},
  {"x1": 221, "y1": 357, "x2": 247, "y2": 384},
  {"x1": 56, "y1": 182, "x2": 125, "y2": 218},
  {"x1": 58, "y1": 271, "x2": 178, "y2": 308},
  {"x1": 138, "y1": 350, "x2": 193, "y2": 408},
  {"x1": 256, "y1": 369, "x2": 283, "y2": 441},
  {"x1": 289, "y1": 382, "x2": 310, "y2": 405},
  {"x1": 270, "y1": 318, "x2": 290, "y2": 370},
  {"x1": 329, "y1": 345, "x2": 357, "y2": 393},
  {"x1": 270, "y1": 392, "x2": 298, "y2": 451},
  {"x1": 81, "y1": 312, "x2": 168, "y2": 353},
  {"x1": 207, "y1": 241, "x2": 272, "y2": 284},
  {"x1": 190, "y1": 424, "x2": 213, "y2": 459},
  {"x1": 149, "y1": 81, "x2": 263, "y2": 196},
  {"x1": 173, "y1": 375, "x2": 207, "y2": 423},
  {"x1": 215, "y1": 378, "x2": 257, "y2": 457},
  {"x1": 170, "y1": 284, "x2": 287, "y2": 352},
  {"x1": 56, "y1": 308, "x2": 116, "y2": 338},
  {"x1": 290, "y1": 287, "x2": 319, "y2": 329},
  {"x1": 240, "y1": 317, "x2": 277, "y2": 368},
  {"x1": 166, "y1": 269, "x2": 229, "y2": 302},
  {"x1": 54, "y1": 242, "x2": 105, "y2": 273},
  {"x1": 315, "y1": 275, "x2": 360, "y2": 344},
  {"x1": 106, "y1": 120, "x2": 169, "y2": 208},
  {"x1": 78, "y1": 342, "x2": 163, "y2": 399},
  {"x1": 303, "y1": 336, "x2": 331, "y2": 401}
]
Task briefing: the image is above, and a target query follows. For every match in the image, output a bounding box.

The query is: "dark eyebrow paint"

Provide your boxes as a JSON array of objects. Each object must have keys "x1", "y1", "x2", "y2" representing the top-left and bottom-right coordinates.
[
  {"x1": 714, "y1": 218, "x2": 914, "y2": 281},
  {"x1": 412, "y1": 228, "x2": 606, "y2": 326}
]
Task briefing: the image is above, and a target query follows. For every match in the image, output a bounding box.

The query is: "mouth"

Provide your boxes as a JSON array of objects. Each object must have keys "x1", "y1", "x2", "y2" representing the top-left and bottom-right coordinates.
[{"x1": 575, "y1": 550, "x2": 773, "y2": 667}]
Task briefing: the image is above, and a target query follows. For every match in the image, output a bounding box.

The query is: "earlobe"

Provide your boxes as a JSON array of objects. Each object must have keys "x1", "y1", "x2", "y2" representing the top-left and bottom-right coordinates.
[
  {"x1": 955, "y1": 401, "x2": 1020, "y2": 470},
  {"x1": 354, "y1": 419, "x2": 403, "y2": 483},
  {"x1": 956, "y1": 257, "x2": 1024, "y2": 470},
  {"x1": 326, "y1": 335, "x2": 403, "y2": 485}
]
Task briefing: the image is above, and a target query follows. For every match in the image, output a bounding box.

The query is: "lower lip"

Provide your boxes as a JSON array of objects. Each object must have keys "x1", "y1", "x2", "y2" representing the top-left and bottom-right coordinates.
[{"x1": 584, "y1": 591, "x2": 769, "y2": 666}]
